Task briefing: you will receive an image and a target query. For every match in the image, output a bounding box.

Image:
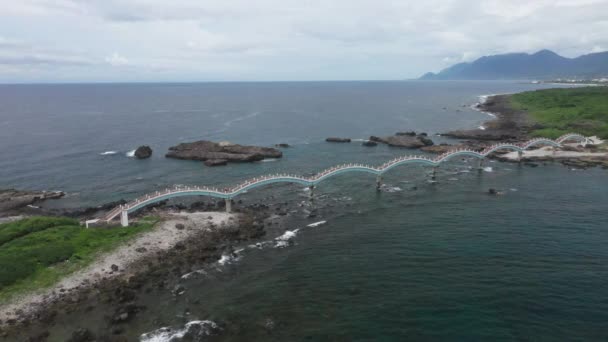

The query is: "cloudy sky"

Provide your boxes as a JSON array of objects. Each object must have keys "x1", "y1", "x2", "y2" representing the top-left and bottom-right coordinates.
[{"x1": 1, "y1": 0, "x2": 607, "y2": 83}]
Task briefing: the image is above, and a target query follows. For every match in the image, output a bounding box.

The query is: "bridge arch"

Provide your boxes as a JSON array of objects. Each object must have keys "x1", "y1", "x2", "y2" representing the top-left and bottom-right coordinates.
[
  {"x1": 437, "y1": 150, "x2": 484, "y2": 163},
  {"x1": 521, "y1": 139, "x2": 561, "y2": 150},
  {"x1": 556, "y1": 133, "x2": 587, "y2": 144},
  {"x1": 312, "y1": 166, "x2": 380, "y2": 185},
  {"x1": 229, "y1": 176, "x2": 312, "y2": 196},
  {"x1": 381, "y1": 158, "x2": 437, "y2": 174}
]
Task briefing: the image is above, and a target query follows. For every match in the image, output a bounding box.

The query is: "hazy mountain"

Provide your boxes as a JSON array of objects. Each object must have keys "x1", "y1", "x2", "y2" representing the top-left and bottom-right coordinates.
[{"x1": 420, "y1": 50, "x2": 608, "y2": 80}]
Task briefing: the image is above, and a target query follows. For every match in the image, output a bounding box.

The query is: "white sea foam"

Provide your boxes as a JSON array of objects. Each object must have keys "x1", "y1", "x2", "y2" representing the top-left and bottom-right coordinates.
[
  {"x1": 140, "y1": 320, "x2": 220, "y2": 342},
  {"x1": 483, "y1": 166, "x2": 493, "y2": 172},
  {"x1": 126, "y1": 149, "x2": 136, "y2": 157},
  {"x1": 180, "y1": 269, "x2": 208, "y2": 280},
  {"x1": 259, "y1": 158, "x2": 279, "y2": 162},
  {"x1": 223, "y1": 111, "x2": 260, "y2": 127},
  {"x1": 478, "y1": 126, "x2": 486, "y2": 130},
  {"x1": 307, "y1": 220, "x2": 326, "y2": 227},
  {"x1": 99, "y1": 151, "x2": 118, "y2": 156},
  {"x1": 275, "y1": 229, "x2": 300, "y2": 248},
  {"x1": 217, "y1": 248, "x2": 244, "y2": 266}
]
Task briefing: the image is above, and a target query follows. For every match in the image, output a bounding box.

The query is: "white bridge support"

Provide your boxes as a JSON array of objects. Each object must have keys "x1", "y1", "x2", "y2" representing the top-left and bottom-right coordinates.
[
  {"x1": 120, "y1": 209, "x2": 129, "y2": 227},
  {"x1": 517, "y1": 150, "x2": 523, "y2": 163},
  {"x1": 226, "y1": 199, "x2": 232, "y2": 213}
]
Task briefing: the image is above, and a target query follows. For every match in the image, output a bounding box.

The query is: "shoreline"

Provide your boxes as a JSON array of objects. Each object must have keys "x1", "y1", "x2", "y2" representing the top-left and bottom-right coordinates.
[{"x1": 0, "y1": 211, "x2": 240, "y2": 330}]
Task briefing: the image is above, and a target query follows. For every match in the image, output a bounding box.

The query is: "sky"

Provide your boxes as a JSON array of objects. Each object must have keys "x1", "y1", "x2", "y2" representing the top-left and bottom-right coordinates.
[{"x1": 1, "y1": 0, "x2": 607, "y2": 83}]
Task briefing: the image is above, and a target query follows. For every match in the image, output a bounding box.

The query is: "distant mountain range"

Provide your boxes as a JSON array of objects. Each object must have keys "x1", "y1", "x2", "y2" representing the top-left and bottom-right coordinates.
[{"x1": 420, "y1": 50, "x2": 608, "y2": 80}]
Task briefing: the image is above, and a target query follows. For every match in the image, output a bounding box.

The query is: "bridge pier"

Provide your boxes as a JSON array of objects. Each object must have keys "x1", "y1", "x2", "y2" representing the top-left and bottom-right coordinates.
[
  {"x1": 431, "y1": 166, "x2": 438, "y2": 181},
  {"x1": 376, "y1": 175, "x2": 383, "y2": 191},
  {"x1": 309, "y1": 185, "x2": 315, "y2": 201},
  {"x1": 477, "y1": 158, "x2": 484, "y2": 172},
  {"x1": 517, "y1": 150, "x2": 523, "y2": 163},
  {"x1": 120, "y1": 208, "x2": 129, "y2": 227},
  {"x1": 225, "y1": 199, "x2": 232, "y2": 213}
]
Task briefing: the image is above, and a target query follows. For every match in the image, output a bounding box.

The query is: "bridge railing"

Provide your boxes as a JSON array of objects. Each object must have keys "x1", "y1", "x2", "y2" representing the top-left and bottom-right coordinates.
[{"x1": 101, "y1": 134, "x2": 590, "y2": 222}]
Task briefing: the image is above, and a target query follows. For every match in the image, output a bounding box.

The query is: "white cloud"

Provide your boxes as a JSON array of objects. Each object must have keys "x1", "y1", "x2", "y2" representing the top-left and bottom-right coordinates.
[{"x1": 105, "y1": 52, "x2": 128, "y2": 66}]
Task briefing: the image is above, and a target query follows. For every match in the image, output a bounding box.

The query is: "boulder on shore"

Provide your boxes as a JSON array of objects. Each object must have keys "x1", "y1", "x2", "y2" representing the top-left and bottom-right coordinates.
[
  {"x1": 134, "y1": 145, "x2": 153, "y2": 159},
  {"x1": 166, "y1": 140, "x2": 282, "y2": 166},
  {"x1": 326, "y1": 137, "x2": 351, "y2": 143}
]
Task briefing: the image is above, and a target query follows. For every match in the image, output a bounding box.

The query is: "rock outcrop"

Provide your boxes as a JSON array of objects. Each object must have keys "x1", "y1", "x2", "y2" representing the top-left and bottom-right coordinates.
[
  {"x1": 370, "y1": 132, "x2": 434, "y2": 148},
  {"x1": 0, "y1": 189, "x2": 65, "y2": 216},
  {"x1": 134, "y1": 146, "x2": 152, "y2": 159},
  {"x1": 166, "y1": 141, "x2": 282, "y2": 165}
]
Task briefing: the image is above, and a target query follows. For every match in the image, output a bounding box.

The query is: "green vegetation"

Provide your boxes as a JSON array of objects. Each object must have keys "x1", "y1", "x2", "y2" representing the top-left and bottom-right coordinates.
[
  {"x1": 0, "y1": 216, "x2": 156, "y2": 302},
  {"x1": 510, "y1": 86, "x2": 608, "y2": 139}
]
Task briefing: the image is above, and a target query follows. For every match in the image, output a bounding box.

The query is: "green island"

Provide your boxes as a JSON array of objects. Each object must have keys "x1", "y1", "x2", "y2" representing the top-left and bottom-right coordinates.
[
  {"x1": 510, "y1": 86, "x2": 608, "y2": 139},
  {"x1": 0, "y1": 216, "x2": 156, "y2": 302}
]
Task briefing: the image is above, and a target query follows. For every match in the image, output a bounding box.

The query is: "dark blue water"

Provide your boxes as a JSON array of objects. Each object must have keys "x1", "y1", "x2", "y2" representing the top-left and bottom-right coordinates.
[{"x1": 1, "y1": 81, "x2": 607, "y2": 341}]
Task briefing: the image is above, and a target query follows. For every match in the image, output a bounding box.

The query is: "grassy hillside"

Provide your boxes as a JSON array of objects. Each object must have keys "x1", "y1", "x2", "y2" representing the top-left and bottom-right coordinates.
[
  {"x1": 510, "y1": 86, "x2": 608, "y2": 139},
  {"x1": 0, "y1": 216, "x2": 156, "y2": 301}
]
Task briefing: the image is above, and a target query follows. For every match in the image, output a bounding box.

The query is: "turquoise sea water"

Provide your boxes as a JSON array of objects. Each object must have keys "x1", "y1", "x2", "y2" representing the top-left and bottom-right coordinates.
[{"x1": 1, "y1": 81, "x2": 606, "y2": 341}]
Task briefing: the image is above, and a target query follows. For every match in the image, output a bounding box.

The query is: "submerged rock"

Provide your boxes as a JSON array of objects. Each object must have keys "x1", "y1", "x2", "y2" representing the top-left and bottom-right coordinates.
[
  {"x1": 66, "y1": 328, "x2": 94, "y2": 342},
  {"x1": 134, "y1": 145, "x2": 153, "y2": 159},
  {"x1": 325, "y1": 137, "x2": 351, "y2": 143},
  {"x1": 362, "y1": 140, "x2": 378, "y2": 147}
]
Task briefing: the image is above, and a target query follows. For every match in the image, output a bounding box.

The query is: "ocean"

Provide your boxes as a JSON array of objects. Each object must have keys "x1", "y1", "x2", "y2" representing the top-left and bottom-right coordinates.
[{"x1": 1, "y1": 81, "x2": 607, "y2": 341}]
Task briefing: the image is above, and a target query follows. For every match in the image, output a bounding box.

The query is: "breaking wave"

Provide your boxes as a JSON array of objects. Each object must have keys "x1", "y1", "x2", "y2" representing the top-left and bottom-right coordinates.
[
  {"x1": 99, "y1": 151, "x2": 118, "y2": 156},
  {"x1": 126, "y1": 149, "x2": 136, "y2": 157},
  {"x1": 275, "y1": 229, "x2": 300, "y2": 248},
  {"x1": 140, "y1": 320, "x2": 220, "y2": 342}
]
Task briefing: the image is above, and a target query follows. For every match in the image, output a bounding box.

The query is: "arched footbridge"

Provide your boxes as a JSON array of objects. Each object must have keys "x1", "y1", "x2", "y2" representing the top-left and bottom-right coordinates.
[{"x1": 96, "y1": 133, "x2": 589, "y2": 227}]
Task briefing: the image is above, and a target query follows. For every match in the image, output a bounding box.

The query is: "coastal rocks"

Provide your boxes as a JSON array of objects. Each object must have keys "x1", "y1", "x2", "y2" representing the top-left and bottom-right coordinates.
[
  {"x1": 325, "y1": 137, "x2": 351, "y2": 143},
  {"x1": 420, "y1": 144, "x2": 462, "y2": 154},
  {"x1": 370, "y1": 132, "x2": 434, "y2": 148},
  {"x1": 441, "y1": 130, "x2": 519, "y2": 141},
  {"x1": 166, "y1": 140, "x2": 282, "y2": 166},
  {"x1": 444, "y1": 94, "x2": 529, "y2": 140},
  {"x1": 134, "y1": 145, "x2": 153, "y2": 159},
  {"x1": 0, "y1": 189, "x2": 65, "y2": 215},
  {"x1": 362, "y1": 140, "x2": 378, "y2": 147},
  {"x1": 560, "y1": 157, "x2": 608, "y2": 169}
]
